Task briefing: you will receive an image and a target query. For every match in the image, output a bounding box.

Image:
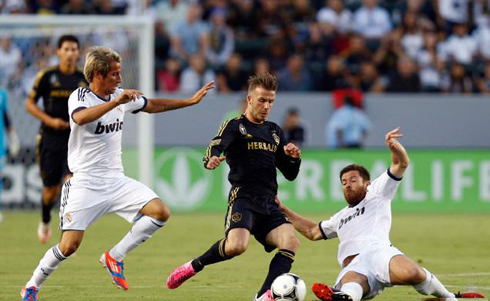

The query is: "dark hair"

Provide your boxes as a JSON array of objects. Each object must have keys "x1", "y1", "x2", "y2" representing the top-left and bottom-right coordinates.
[
  {"x1": 340, "y1": 164, "x2": 370, "y2": 181},
  {"x1": 57, "y1": 35, "x2": 80, "y2": 49},
  {"x1": 247, "y1": 73, "x2": 278, "y2": 93}
]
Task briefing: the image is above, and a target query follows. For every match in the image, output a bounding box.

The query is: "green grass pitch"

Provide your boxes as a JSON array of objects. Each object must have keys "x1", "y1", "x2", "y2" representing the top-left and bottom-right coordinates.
[{"x1": 1, "y1": 211, "x2": 489, "y2": 301}]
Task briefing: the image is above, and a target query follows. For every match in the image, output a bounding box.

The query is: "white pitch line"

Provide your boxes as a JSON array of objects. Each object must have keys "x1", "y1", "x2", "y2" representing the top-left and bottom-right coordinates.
[
  {"x1": 439, "y1": 272, "x2": 490, "y2": 277},
  {"x1": 444, "y1": 284, "x2": 490, "y2": 290}
]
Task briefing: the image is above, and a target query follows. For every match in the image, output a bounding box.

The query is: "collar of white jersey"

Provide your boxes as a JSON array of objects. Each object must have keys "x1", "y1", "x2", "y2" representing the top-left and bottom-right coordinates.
[{"x1": 87, "y1": 87, "x2": 112, "y2": 102}]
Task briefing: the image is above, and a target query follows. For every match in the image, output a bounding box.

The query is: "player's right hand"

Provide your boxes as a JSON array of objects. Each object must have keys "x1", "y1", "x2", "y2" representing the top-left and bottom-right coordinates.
[
  {"x1": 48, "y1": 118, "x2": 70, "y2": 130},
  {"x1": 206, "y1": 155, "x2": 225, "y2": 170}
]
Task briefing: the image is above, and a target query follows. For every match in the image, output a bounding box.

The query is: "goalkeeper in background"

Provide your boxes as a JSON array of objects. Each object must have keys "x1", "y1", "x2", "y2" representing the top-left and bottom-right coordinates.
[
  {"x1": 25, "y1": 35, "x2": 87, "y2": 243},
  {"x1": 0, "y1": 87, "x2": 20, "y2": 222}
]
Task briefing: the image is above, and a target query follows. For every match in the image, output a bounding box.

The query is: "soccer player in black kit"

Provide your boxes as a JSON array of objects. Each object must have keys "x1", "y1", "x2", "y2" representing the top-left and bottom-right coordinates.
[
  {"x1": 25, "y1": 35, "x2": 87, "y2": 243},
  {"x1": 167, "y1": 73, "x2": 301, "y2": 301}
]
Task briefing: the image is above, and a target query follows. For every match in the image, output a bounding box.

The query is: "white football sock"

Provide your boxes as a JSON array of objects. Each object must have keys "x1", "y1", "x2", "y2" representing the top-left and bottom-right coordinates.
[
  {"x1": 109, "y1": 215, "x2": 165, "y2": 261},
  {"x1": 341, "y1": 282, "x2": 363, "y2": 301},
  {"x1": 413, "y1": 268, "x2": 454, "y2": 298},
  {"x1": 26, "y1": 245, "x2": 68, "y2": 288}
]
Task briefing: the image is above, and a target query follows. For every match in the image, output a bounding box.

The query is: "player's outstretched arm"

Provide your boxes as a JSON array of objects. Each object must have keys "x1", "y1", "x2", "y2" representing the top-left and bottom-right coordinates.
[
  {"x1": 26, "y1": 97, "x2": 69, "y2": 130},
  {"x1": 275, "y1": 197, "x2": 323, "y2": 241},
  {"x1": 144, "y1": 81, "x2": 215, "y2": 113},
  {"x1": 386, "y1": 127, "x2": 409, "y2": 178},
  {"x1": 73, "y1": 89, "x2": 140, "y2": 125}
]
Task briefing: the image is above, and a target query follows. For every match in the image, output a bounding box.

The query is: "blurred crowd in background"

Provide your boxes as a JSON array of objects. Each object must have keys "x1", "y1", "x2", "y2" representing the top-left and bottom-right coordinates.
[{"x1": 2, "y1": 0, "x2": 490, "y2": 95}]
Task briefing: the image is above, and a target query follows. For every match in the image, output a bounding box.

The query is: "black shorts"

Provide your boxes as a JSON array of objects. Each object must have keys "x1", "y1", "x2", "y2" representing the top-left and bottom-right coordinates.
[
  {"x1": 37, "y1": 133, "x2": 71, "y2": 187},
  {"x1": 224, "y1": 186, "x2": 290, "y2": 253}
]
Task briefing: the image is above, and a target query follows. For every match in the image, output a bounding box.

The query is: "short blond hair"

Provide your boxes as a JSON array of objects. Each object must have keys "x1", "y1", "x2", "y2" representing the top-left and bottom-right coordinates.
[
  {"x1": 247, "y1": 73, "x2": 278, "y2": 93},
  {"x1": 84, "y1": 46, "x2": 122, "y2": 82}
]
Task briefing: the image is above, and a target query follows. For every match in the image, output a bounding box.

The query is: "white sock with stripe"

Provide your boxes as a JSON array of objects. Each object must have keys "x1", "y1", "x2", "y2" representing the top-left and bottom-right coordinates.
[
  {"x1": 26, "y1": 245, "x2": 68, "y2": 288},
  {"x1": 109, "y1": 215, "x2": 165, "y2": 261},
  {"x1": 413, "y1": 268, "x2": 454, "y2": 298},
  {"x1": 340, "y1": 282, "x2": 363, "y2": 301}
]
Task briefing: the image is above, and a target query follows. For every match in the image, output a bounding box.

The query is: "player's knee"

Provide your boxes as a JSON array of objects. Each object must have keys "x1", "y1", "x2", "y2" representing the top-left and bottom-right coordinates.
[
  {"x1": 285, "y1": 235, "x2": 300, "y2": 252},
  {"x1": 155, "y1": 205, "x2": 170, "y2": 222},
  {"x1": 226, "y1": 241, "x2": 247, "y2": 256},
  {"x1": 59, "y1": 241, "x2": 80, "y2": 257},
  {"x1": 43, "y1": 186, "x2": 60, "y2": 203},
  {"x1": 401, "y1": 266, "x2": 425, "y2": 284}
]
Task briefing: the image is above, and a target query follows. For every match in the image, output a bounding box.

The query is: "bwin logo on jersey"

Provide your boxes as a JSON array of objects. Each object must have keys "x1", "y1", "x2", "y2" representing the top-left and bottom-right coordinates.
[
  {"x1": 154, "y1": 148, "x2": 212, "y2": 211},
  {"x1": 339, "y1": 207, "x2": 365, "y2": 230},
  {"x1": 94, "y1": 119, "x2": 123, "y2": 134}
]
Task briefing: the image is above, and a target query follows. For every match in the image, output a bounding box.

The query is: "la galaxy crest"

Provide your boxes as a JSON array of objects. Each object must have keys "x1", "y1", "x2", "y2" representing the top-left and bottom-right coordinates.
[
  {"x1": 239, "y1": 123, "x2": 247, "y2": 136},
  {"x1": 272, "y1": 131, "x2": 280, "y2": 145}
]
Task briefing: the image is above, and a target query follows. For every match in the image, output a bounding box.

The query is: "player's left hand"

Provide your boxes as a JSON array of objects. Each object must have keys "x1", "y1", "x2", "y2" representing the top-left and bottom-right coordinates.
[
  {"x1": 275, "y1": 196, "x2": 285, "y2": 212},
  {"x1": 190, "y1": 81, "x2": 215, "y2": 105},
  {"x1": 284, "y1": 143, "x2": 301, "y2": 158}
]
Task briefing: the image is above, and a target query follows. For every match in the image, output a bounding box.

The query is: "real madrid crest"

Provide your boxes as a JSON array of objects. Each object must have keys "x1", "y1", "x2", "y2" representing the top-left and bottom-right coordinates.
[
  {"x1": 239, "y1": 123, "x2": 247, "y2": 136},
  {"x1": 272, "y1": 131, "x2": 280, "y2": 145}
]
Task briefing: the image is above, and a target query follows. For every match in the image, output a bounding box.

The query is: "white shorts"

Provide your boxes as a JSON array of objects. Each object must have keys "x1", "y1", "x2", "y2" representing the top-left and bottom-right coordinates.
[
  {"x1": 59, "y1": 175, "x2": 159, "y2": 231},
  {"x1": 334, "y1": 246, "x2": 404, "y2": 300}
]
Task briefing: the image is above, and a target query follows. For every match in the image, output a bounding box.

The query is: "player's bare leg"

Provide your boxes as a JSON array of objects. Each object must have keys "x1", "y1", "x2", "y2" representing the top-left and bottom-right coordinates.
[
  {"x1": 38, "y1": 185, "x2": 61, "y2": 243},
  {"x1": 389, "y1": 255, "x2": 485, "y2": 299},
  {"x1": 167, "y1": 228, "x2": 250, "y2": 289},
  {"x1": 101, "y1": 198, "x2": 169, "y2": 290},
  {"x1": 22, "y1": 231, "x2": 83, "y2": 300},
  {"x1": 255, "y1": 224, "x2": 299, "y2": 301}
]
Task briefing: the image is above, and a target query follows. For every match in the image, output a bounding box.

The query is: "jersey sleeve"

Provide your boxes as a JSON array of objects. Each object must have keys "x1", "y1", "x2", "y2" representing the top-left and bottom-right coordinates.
[
  {"x1": 123, "y1": 96, "x2": 148, "y2": 114},
  {"x1": 367, "y1": 169, "x2": 402, "y2": 200},
  {"x1": 203, "y1": 118, "x2": 238, "y2": 168},
  {"x1": 318, "y1": 214, "x2": 339, "y2": 240},
  {"x1": 275, "y1": 126, "x2": 301, "y2": 181},
  {"x1": 68, "y1": 88, "x2": 89, "y2": 122},
  {"x1": 28, "y1": 70, "x2": 48, "y2": 101}
]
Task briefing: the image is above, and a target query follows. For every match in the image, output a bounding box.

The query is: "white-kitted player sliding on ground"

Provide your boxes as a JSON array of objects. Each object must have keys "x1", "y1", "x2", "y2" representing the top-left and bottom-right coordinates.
[
  {"x1": 20, "y1": 46, "x2": 214, "y2": 301},
  {"x1": 276, "y1": 127, "x2": 485, "y2": 301}
]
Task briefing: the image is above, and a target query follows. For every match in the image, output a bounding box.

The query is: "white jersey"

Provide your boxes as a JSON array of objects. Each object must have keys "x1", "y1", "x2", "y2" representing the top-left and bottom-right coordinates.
[
  {"x1": 319, "y1": 170, "x2": 401, "y2": 267},
  {"x1": 67, "y1": 87, "x2": 147, "y2": 178}
]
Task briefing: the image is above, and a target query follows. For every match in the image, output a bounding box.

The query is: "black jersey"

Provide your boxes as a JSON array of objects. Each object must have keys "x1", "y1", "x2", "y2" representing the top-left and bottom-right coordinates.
[
  {"x1": 29, "y1": 66, "x2": 87, "y2": 137},
  {"x1": 204, "y1": 115, "x2": 301, "y2": 197}
]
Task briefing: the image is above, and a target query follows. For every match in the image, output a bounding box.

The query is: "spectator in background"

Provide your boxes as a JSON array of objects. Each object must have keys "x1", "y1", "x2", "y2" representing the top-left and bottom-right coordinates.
[
  {"x1": 0, "y1": 38, "x2": 22, "y2": 88},
  {"x1": 277, "y1": 54, "x2": 312, "y2": 91},
  {"x1": 435, "y1": 0, "x2": 470, "y2": 33},
  {"x1": 373, "y1": 33, "x2": 405, "y2": 77},
  {"x1": 415, "y1": 31, "x2": 444, "y2": 92},
  {"x1": 326, "y1": 95, "x2": 371, "y2": 148},
  {"x1": 266, "y1": 36, "x2": 291, "y2": 72},
  {"x1": 340, "y1": 35, "x2": 372, "y2": 77},
  {"x1": 0, "y1": 0, "x2": 27, "y2": 13},
  {"x1": 315, "y1": 55, "x2": 349, "y2": 91},
  {"x1": 477, "y1": 62, "x2": 490, "y2": 94},
  {"x1": 317, "y1": 0, "x2": 353, "y2": 34},
  {"x1": 282, "y1": 107, "x2": 306, "y2": 147},
  {"x1": 304, "y1": 22, "x2": 333, "y2": 66},
  {"x1": 206, "y1": 7, "x2": 235, "y2": 68},
  {"x1": 180, "y1": 54, "x2": 216, "y2": 93},
  {"x1": 157, "y1": 58, "x2": 181, "y2": 93},
  {"x1": 394, "y1": 12, "x2": 424, "y2": 60},
  {"x1": 253, "y1": 57, "x2": 271, "y2": 75},
  {"x1": 154, "y1": 0, "x2": 189, "y2": 33},
  {"x1": 353, "y1": 0, "x2": 392, "y2": 48},
  {"x1": 170, "y1": 3, "x2": 209, "y2": 63},
  {"x1": 217, "y1": 53, "x2": 247, "y2": 93},
  {"x1": 93, "y1": 0, "x2": 118, "y2": 14},
  {"x1": 442, "y1": 62, "x2": 473, "y2": 93},
  {"x1": 439, "y1": 23, "x2": 477, "y2": 66},
  {"x1": 31, "y1": 0, "x2": 60, "y2": 14},
  {"x1": 0, "y1": 87, "x2": 20, "y2": 223},
  {"x1": 61, "y1": 0, "x2": 94, "y2": 14},
  {"x1": 352, "y1": 61, "x2": 384, "y2": 92},
  {"x1": 386, "y1": 56, "x2": 421, "y2": 92}
]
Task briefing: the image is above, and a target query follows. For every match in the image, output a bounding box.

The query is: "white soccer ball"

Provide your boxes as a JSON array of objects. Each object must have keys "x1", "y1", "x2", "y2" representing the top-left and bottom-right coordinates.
[{"x1": 271, "y1": 273, "x2": 306, "y2": 301}]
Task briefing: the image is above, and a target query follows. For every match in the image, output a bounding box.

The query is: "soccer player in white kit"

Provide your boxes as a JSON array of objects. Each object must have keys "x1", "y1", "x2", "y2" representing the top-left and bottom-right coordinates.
[
  {"x1": 277, "y1": 128, "x2": 485, "y2": 301},
  {"x1": 20, "y1": 46, "x2": 215, "y2": 301}
]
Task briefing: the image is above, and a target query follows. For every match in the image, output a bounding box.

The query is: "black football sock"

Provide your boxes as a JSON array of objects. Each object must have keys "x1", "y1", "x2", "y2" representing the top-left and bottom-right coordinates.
[
  {"x1": 257, "y1": 249, "x2": 295, "y2": 297},
  {"x1": 191, "y1": 238, "x2": 233, "y2": 273},
  {"x1": 41, "y1": 199, "x2": 55, "y2": 224}
]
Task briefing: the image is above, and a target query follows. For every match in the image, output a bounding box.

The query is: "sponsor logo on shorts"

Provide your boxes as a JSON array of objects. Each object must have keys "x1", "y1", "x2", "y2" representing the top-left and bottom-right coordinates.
[
  {"x1": 232, "y1": 212, "x2": 242, "y2": 223},
  {"x1": 64, "y1": 212, "x2": 72, "y2": 223}
]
